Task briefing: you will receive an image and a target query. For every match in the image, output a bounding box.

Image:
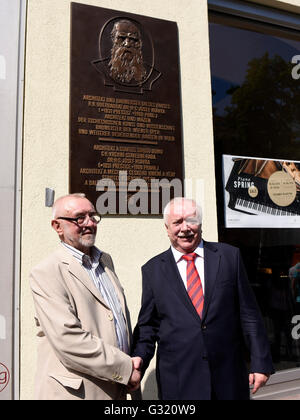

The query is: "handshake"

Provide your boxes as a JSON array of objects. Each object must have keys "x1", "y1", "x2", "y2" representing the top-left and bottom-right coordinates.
[{"x1": 127, "y1": 356, "x2": 143, "y2": 392}]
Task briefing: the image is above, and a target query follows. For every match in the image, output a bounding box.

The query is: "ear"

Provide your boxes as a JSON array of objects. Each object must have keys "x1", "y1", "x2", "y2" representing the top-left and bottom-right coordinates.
[
  {"x1": 51, "y1": 219, "x2": 63, "y2": 237},
  {"x1": 165, "y1": 223, "x2": 171, "y2": 239}
]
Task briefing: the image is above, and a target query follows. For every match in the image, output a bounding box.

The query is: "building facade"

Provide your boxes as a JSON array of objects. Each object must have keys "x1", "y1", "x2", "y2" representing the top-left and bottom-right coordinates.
[{"x1": 0, "y1": 0, "x2": 299, "y2": 400}]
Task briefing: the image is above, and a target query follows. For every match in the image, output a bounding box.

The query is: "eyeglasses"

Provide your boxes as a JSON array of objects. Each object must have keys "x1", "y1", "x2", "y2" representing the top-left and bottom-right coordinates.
[
  {"x1": 173, "y1": 217, "x2": 201, "y2": 227},
  {"x1": 56, "y1": 213, "x2": 101, "y2": 227}
]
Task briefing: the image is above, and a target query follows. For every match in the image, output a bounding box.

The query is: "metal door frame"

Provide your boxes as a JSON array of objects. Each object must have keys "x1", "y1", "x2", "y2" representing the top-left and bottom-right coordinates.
[
  {"x1": 208, "y1": 0, "x2": 300, "y2": 398},
  {"x1": 0, "y1": 0, "x2": 27, "y2": 400}
]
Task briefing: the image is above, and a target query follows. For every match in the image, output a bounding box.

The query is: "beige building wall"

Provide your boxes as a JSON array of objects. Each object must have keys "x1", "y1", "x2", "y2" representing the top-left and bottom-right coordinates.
[{"x1": 20, "y1": 0, "x2": 299, "y2": 400}]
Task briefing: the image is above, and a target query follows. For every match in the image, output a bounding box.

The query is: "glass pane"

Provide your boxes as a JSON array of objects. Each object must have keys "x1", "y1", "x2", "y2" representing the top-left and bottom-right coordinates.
[{"x1": 209, "y1": 12, "x2": 300, "y2": 371}]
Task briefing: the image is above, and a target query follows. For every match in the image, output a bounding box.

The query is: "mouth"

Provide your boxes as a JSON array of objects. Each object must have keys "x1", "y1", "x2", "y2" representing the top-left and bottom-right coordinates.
[
  {"x1": 81, "y1": 229, "x2": 96, "y2": 236},
  {"x1": 120, "y1": 48, "x2": 133, "y2": 56},
  {"x1": 178, "y1": 233, "x2": 195, "y2": 241}
]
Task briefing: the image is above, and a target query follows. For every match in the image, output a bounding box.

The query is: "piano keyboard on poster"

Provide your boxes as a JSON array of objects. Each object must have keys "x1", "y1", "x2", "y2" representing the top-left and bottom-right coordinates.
[
  {"x1": 225, "y1": 161, "x2": 300, "y2": 216},
  {"x1": 234, "y1": 197, "x2": 299, "y2": 216}
]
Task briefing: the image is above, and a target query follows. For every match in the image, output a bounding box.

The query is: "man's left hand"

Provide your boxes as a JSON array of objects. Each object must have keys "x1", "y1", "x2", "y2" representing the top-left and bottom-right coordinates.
[{"x1": 249, "y1": 373, "x2": 270, "y2": 394}]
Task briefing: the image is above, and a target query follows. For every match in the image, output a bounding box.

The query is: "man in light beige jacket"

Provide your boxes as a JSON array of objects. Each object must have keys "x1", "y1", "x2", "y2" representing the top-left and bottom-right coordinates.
[{"x1": 30, "y1": 193, "x2": 142, "y2": 400}]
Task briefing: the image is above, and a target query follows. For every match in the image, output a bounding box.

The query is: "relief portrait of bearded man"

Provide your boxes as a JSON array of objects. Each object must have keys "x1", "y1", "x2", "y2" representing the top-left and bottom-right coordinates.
[{"x1": 108, "y1": 19, "x2": 147, "y2": 84}]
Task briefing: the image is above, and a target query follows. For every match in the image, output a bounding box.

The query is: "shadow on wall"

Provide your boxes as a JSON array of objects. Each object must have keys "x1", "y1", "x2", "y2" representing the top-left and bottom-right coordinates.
[{"x1": 141, "y1": 370, "x2": 158, "y2": 400}]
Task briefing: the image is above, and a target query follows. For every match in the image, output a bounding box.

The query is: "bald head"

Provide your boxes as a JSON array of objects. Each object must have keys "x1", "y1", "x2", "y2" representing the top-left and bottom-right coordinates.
[{"x1": 52, "y1": 193, "x2": 87, "y2": 219}]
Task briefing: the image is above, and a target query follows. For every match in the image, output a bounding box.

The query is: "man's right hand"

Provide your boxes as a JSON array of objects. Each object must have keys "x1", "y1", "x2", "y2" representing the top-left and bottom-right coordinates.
[{"x1": 127, "y1": 357, "x2": 143, "y2": 391}]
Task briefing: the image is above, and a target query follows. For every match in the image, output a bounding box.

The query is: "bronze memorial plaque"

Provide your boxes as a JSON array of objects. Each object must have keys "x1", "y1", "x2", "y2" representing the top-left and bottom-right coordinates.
[{"x1": 70, "y1": 2, "x2": 183, "y2": 214}]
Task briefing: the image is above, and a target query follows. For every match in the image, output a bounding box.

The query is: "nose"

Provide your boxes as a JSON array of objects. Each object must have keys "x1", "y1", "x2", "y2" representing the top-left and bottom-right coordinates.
[
  {"x1": 123, "y1": 37, "x2": 130, "y2": 47},
  {"x1": 82, "y1": 215, "x2": 97, "y2": 228},
  {"x1": 86, "y1": 218, "x2": 94, "y2": 227},
  {"x1": 180, "y1": 220, "x2": 189, "y2": 231}
]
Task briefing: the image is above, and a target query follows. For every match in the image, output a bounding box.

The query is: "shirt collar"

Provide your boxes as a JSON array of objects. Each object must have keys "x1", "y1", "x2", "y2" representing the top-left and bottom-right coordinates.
[
  {"x1": 171, "y1": 240, "x2": 204, "y2": 263},
  {"x1": 61, "y1": 242, "x2": 102, "y2": 267}
]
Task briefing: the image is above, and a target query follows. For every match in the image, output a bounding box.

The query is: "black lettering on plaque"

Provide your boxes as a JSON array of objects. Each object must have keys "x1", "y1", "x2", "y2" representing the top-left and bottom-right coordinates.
[{"x1": 70, "y1": 2, "x2": 184, "y2": 214}]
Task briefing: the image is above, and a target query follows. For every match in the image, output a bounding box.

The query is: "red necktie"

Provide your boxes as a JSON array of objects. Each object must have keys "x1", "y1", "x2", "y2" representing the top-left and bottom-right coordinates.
[{"x1": 182, "y1": 253, "x2": 204, "y2": 318}]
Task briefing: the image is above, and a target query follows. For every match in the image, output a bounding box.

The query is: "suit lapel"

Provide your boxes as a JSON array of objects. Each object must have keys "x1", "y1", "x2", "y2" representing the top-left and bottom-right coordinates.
[
  {"x1": 161, "y1": 243, "x2": 221, "y2": 322},
  {"x1": 202, "y1": 241, "x2": 221, "y2": 320},
  {"x1": 58, "y1": 245, "x2": 131, "y2": 347},
  {"x1": 162, "y1": 248, "x2": 202, "y2": 323},
  {"x1": 58, "y1": 246, "x2": 110, "y2": 309}
]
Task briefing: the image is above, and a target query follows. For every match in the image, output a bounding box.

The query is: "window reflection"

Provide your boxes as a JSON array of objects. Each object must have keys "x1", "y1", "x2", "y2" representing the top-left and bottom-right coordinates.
[{"x1": 209, "y1": 13, "x2": 300, "y2": 371}]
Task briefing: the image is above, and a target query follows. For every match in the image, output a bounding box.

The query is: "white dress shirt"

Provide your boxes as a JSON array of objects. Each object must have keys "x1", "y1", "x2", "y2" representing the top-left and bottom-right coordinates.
[{"x1": 171, "y1": 240, "x2": 205, "y2": 295}]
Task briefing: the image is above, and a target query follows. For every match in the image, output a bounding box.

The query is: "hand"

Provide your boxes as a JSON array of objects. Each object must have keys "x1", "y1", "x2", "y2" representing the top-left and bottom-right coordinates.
[
  {"x1": 249, "y1": 373, "x2": 270, "y2": 394},
  {"x1": 132, "y1": 356, "x2": 143, "y2": 371},
  {"x1": 127, "y1": 357, "x2": 143, "y2": 392}
]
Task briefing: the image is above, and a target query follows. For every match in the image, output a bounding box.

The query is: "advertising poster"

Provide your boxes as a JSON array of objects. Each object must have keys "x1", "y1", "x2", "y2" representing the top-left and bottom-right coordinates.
[{"x1": 223, "y1": 155, "x2": 300, "y2": 228}]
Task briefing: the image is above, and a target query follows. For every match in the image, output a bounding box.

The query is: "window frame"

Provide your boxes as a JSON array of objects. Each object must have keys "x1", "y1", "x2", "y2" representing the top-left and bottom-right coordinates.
[
  {"x1": 208, "y1": 0, "x2": 300, "y2": 395},
  {"x1": 208, "y1": 0, "x2": 300, "y2": 31}
]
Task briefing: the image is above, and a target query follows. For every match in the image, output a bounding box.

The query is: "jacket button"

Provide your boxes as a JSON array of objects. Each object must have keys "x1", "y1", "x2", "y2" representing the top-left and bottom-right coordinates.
[
  {"x1": 202, "y1": 324, "x2": 207, "y2": 330},
  {"x1": 108, "y1": 313, "x2": 114, "y2": 321}
]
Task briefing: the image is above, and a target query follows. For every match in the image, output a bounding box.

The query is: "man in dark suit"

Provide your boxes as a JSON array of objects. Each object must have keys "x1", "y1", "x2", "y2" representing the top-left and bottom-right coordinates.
[{"x1": 132, "y1": 197, "x2": 274, "y2": 400}]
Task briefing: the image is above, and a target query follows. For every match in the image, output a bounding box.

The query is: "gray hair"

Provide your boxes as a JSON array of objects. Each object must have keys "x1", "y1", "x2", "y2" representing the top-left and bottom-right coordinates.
[{"x1": 163, "y1": 197, "x2": 203, "y2": 226}]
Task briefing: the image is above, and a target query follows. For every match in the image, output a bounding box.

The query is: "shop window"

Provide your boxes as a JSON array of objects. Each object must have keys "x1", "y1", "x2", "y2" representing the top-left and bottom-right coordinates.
[{"x1": 209, "y1": 4, "x2": 300, "y2": 372}]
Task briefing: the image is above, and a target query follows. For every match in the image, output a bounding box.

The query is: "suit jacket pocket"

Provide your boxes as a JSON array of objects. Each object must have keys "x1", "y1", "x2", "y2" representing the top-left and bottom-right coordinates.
[{"x1": 49, "y1": 373, "x2": 83, "y2": 390}]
